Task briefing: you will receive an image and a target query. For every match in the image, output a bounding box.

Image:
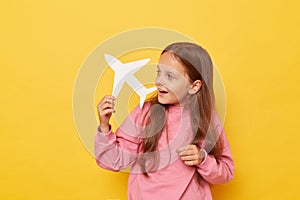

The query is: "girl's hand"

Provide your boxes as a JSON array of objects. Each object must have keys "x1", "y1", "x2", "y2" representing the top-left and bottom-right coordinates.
[
  {"x1": 97, "y1": 95, "x2": 116, "y2": 133},
  {"x1": 176, "y1": 145, "x2": 206, "y2": 166}
]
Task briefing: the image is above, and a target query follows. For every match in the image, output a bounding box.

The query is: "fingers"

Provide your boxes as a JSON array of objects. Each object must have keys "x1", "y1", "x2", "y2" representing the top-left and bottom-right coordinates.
[
  {"x1": 176, "y1": 145, "x2": 197, "y2": 155},
  {"x1": 98, "y1": 95, "x2": 116, "y2": 106},
  {"x1": 101, "y1": 108, "x2": 115, "y2": 115},
  {"x1": 177, "y1": 144, "x2": 204, "y2": 166},
  {"x1": 182, "y1": 160, "x2": 201, "y2": 166},
  {"x1": 180, "y1": 154, "x2": 199, "y2": 161},
  {"x1": 178, "y1": 149, "x2": 198, "y2": 157},
  {"x1": 97, "y1": 95, "x2": 116, "y2": 113},
  {"x1": 97, "y1": 96, "x2": 116, "y2": 128}
]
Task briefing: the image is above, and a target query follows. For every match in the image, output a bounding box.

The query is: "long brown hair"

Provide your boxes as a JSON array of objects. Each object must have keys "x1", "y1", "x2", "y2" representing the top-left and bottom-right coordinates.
[{"x1": 139, "y1": 42, "x2": 222, "y2": 176}]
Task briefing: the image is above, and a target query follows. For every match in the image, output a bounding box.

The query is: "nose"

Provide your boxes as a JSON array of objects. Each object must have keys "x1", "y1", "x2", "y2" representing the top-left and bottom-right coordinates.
[{"x1": 155, "y1": 74, "x2": 164, "y2": 86}]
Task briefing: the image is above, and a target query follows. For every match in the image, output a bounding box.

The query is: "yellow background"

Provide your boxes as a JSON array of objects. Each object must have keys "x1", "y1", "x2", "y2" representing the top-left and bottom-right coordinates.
[{"x1": 1, "y1": 0, "x2": 300, "y2": 199}]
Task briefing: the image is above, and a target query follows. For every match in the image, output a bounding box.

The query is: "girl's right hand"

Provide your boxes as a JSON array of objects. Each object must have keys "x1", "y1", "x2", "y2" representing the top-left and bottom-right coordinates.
[{"x1": 97, "y1": 95, "x2": 116, "y2": 133}]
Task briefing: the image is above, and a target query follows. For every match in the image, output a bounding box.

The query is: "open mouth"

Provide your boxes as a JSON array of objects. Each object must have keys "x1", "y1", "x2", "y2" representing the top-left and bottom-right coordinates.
[{"x1": 158, "y1": 89, "x2": 168, "y2": 94}]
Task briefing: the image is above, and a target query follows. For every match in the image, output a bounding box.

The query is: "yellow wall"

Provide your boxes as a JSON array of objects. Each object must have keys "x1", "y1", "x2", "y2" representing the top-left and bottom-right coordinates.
[{"x1": 1, "y1": 0, "x2": 300, "y2": 199}]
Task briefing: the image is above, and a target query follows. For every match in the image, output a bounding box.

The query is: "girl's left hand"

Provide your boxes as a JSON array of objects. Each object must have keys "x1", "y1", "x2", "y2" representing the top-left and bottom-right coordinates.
[{"x1": 176, "y1": 145, "x2": 206, "y2": 166}]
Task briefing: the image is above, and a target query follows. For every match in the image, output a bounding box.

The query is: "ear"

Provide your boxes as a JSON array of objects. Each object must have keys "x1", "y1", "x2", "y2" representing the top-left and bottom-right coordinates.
[{"x1": 188, "y1": 80, "x2": 202, "y2": 94}]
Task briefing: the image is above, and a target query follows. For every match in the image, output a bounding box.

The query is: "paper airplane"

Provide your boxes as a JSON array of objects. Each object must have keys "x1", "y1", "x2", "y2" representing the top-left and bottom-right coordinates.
[{"x1": 104, "y1": 54, "x2": 157, "y2": 108}]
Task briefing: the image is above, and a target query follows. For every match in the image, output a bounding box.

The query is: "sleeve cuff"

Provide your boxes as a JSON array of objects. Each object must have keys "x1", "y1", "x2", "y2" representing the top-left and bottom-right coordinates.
[
  {"x1": 197, "y1": 148, "x2": 208, "y2": 166},
  {"x1": 97, "y1": 125, "x2": 112, "y2": 135},
  {"x1": 95, "y1": 125, "x2": 116, "y2": 142}
]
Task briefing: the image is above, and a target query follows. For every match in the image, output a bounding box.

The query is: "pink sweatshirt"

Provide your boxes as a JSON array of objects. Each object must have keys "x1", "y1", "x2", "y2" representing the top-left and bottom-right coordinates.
[{"x1": 94, "y1": 102, "x2": 234, "y2": 200}]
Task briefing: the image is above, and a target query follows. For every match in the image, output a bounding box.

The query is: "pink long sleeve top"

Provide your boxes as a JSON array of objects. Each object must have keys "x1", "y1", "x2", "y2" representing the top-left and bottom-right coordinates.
[{"x1": 94, "y1": 102, "x2": 234, "y2": 200}]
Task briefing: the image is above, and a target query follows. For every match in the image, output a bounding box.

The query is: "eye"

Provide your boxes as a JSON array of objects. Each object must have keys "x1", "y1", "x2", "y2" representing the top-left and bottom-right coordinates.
[
  {"x1": 167, "y1": 73, "x2": 175, "y2": 80},
  {"x1": 156, "y1": 70, "x2": 161, "y2": 75}
]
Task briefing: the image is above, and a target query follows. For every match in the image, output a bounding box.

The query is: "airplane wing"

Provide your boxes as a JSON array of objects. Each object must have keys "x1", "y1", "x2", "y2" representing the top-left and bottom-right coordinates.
[{"x1": 104, "y1": 54, "x2": 151, "y2": 98}]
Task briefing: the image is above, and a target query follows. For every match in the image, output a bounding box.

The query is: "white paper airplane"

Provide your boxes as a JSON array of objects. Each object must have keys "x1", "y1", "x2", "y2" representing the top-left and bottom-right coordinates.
[{"x1": 104, "y1": 54, "x2": 157, "y2": 108}]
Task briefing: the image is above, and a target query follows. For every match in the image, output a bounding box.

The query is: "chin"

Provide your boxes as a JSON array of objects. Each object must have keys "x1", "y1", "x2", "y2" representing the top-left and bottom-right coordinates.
[
  {"x1": 157, "y1": 98, "x2": 167, "y2": 105},
  {"x1": 157, "y1": 100, "x2": 166, "y2": 105},
  {"x1": 158, "y1": 98, "x2": 177, "y2": 106}
]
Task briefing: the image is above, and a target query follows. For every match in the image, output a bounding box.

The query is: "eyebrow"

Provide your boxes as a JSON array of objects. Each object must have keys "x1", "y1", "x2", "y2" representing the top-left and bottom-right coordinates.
[{"x1": 157, "y1": 65, "x2": 178, "y2": 75}]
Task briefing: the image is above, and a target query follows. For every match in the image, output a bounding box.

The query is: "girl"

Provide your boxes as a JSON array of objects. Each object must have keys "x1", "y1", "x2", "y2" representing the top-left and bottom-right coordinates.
[{"x1": 95, "y1": 42, "x2": 234, "y2": 200}]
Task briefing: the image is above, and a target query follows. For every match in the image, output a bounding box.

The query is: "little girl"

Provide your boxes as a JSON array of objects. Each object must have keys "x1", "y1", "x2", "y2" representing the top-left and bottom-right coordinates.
[{"x1": 95, "y1": 42, "x2": 234, "y2": 200}]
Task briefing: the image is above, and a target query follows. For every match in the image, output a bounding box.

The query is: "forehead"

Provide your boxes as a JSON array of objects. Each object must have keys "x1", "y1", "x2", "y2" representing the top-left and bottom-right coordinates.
[{"x1": 158, "y1": 52, "x2": 187, "y2": 75}]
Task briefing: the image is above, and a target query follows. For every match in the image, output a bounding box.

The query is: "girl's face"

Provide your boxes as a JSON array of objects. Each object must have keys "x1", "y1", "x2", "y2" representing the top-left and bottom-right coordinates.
[{"x1": 155, "y1": 52, "x2": 193, "y2": 106}]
